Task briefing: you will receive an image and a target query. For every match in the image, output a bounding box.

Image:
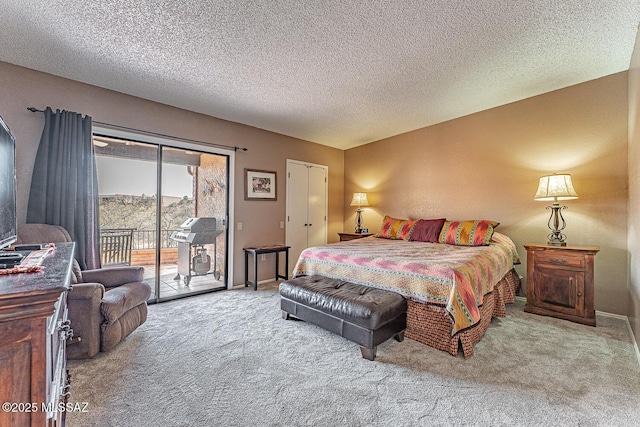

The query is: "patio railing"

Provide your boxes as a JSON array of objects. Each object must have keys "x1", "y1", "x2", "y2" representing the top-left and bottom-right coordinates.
[
  {"x1": 100, "y1": 229, "x2": 179, "y2": 266},
  {"x1": 132, "y1": 229, "x2": 179, "y2": 250}
]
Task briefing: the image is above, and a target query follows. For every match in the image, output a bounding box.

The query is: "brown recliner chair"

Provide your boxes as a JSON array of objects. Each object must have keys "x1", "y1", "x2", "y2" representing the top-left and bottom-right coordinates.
[{"x1": 17, "y1": 223, "x2": 151, "y2": 359}]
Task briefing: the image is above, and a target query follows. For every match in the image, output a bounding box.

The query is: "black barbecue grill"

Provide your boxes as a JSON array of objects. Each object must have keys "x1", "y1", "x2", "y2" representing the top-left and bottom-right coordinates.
[{"x1": 170, "y1": 217, "x2": 223, "y2": 285}]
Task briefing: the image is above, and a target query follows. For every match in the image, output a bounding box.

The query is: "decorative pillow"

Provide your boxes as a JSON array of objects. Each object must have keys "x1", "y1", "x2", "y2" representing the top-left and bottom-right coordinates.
[
  {"x1": 375, "y1": 215, "x2": 417, "y2": 240},
  {"x1": 438, "y1": 220, "x2": 499, "y2": 246},
  {"x1": 408, "y1": 218, "x2": 446, "y2": 243}
]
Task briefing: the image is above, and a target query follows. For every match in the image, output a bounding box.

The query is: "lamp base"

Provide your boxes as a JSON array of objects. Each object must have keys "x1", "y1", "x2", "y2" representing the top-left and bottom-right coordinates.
[
  {"x1": 545, "y1": 204, "x2": 569, "y2": 247},
  {"x1": 354, "y1": 208, "x2": 363, "y2": 234}
]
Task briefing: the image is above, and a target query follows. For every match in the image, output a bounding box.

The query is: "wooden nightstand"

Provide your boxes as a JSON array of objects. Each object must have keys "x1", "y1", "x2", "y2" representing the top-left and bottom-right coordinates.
[
  {"x1": 338, "y1": 232, "x2": 374, "y2": 241},
  {"x1": 523, "y1": 243, "x2": 599, "y2": 326}
]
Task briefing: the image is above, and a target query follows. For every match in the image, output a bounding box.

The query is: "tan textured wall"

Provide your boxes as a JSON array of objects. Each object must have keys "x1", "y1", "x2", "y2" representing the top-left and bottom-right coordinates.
[
  {"x1": 629, "y1": 30, "x2": 640, "y2": 345},
  {"x1": 345, "y1": 73, "x2": 629, "y2": 315},
  {"x1": 0, "y1": 61, "x2": 344, "y2": 286}
]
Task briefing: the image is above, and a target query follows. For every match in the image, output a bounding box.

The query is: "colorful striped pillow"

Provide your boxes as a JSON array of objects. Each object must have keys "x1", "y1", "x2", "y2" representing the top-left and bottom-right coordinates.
[
  {"x1": 376, "y1": 215, "x2": 417, "y2": 240},
  {"x1": 438, "y1": 220, "x2": 499, "y2": 246}
]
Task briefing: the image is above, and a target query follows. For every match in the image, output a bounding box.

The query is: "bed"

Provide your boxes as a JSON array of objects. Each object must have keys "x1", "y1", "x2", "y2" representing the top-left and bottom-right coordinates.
[{"x1": 292, "y1": 229, "x2": 520, "y2": 358}]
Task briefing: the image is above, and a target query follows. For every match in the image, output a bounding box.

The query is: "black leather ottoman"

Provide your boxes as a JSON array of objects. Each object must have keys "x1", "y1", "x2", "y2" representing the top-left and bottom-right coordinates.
[{"x1": 279, "y1": 275, "x2": 407, "y2": 360}]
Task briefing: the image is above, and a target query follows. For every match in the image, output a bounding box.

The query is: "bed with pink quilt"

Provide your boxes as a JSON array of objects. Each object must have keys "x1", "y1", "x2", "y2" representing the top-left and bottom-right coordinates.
[{"x1": 293, "y1": 232, "x2": 520, "y2": 358}]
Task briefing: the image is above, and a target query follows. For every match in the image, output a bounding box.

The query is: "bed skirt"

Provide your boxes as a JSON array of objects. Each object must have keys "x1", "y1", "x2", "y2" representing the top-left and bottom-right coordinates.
[{"x1": 405, "y1": 268, "x2": 520, "y2": 358}]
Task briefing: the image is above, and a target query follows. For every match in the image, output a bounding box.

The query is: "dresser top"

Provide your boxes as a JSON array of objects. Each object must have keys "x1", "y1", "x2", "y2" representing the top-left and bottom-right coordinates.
[
  {"x1": 0, "y1": 242, "x2": 74, "y2": 298},
  {"x1": 523, "y1": 243, "x2": 600, "y2": 253}
]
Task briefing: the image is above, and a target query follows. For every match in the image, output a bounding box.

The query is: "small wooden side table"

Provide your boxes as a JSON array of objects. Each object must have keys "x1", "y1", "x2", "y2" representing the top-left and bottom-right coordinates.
[
  {"x1": 523, "y1": 243, "x2": 599, "y2": 326},
  {"x1": 338, "y1": 232, "x2": 374, "y2": 242},
  {"x1": 243, "y1": 245, "x2": 290, "y2": 290}
]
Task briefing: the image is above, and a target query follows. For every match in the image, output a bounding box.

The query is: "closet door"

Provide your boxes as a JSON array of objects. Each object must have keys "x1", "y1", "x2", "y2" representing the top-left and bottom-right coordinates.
[
  {"x1": 286, "y1": 161, "x2": 310, "y2": 270},
  {"x1": 286, "y1": 160, "x2": 328, "y2": 274},
  {"x1": 307, "y1": 165, "x2": 327, "y2": 248}
]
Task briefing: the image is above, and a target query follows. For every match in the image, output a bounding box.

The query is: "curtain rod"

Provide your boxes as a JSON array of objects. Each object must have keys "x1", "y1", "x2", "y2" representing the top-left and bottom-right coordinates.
[{"x1": 27, "y1": 107, "x2": 248, "y2": 152}]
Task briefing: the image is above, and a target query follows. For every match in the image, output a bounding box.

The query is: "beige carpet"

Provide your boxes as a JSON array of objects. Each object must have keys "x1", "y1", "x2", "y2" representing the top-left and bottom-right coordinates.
[{"x1": 67, "y1": 282, "x2": 640, "y2": 426}]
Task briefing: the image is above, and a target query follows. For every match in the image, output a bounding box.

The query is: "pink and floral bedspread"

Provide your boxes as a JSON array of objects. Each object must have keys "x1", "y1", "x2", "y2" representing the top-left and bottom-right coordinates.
[{"x1": 293, "y1": 232, "x2": 520, "y2": 334}]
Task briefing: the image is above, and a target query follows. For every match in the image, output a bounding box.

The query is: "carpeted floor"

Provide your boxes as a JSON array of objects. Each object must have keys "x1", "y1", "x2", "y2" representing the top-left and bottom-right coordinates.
[{"x1": 67, "y1": 281, "x2": 640, "y2": 426}]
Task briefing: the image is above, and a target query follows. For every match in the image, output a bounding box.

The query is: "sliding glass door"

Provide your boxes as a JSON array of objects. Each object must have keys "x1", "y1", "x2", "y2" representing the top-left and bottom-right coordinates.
[
  {"x1": 94, "y1": 137, "x2": 160, "y2": 297},
  {"x1": 94, "y1": 134, "x2": 229, "y2": 302},
  {"x1": 158, "y1": 147, "x2": 228, "y2": 299}
]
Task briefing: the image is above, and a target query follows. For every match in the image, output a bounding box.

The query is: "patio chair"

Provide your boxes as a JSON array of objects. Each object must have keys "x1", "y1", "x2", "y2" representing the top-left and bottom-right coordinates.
[
  {"x1": 16, "y1": 223, "x2": 151, "y2": 359},
  {"x1": 100, "y1": 228, "x2": 134, "y2": 266}
]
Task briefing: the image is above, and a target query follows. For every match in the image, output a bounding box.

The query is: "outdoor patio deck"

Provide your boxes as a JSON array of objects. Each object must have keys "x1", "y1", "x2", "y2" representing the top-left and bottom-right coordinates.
[{"x1": 143, "y1": 263, "x2": 225, "y2": 300}]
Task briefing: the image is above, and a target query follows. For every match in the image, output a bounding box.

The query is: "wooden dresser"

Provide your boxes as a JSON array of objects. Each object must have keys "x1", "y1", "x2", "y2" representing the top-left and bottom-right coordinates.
[
  {"x1": 523, "y1": 243, "x2": 599, "y2": 326},
  {"x1": 0, "y1": 242, "x2": 74, "y2": 427}
]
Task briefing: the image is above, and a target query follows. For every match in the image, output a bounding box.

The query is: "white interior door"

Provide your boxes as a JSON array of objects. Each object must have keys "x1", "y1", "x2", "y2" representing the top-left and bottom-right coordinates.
[
  {"x1": 307, "y1": 165, "x2": 327, "y2": 248},
  {"x1": 286, "y1": 161, "x2": 310, "y2": 272},
  {"x1": 286, "y1": 160, "x2": 328, "y2": 274}
]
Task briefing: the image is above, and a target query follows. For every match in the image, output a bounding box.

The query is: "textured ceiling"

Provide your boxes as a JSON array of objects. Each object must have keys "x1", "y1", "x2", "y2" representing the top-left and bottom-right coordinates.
[{"x1": 1, "y1": 1, "x2": 639, "y2": 150}]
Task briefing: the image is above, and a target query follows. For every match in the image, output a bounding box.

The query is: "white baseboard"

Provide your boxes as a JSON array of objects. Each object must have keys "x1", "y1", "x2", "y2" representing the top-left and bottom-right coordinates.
[
  {"x1": 514, "y1": 297, "x2": 640, "y2": 366},
  {"x1": 619, "y1": 315, "x2": 640, "y2": 367},
  {"x1": 596, "y1": 311, "x2": 640, "y2": 365},
  {"x1": 595, "y1": 310, "x2": 627, "y2": 320},
  {"x1": 593, "y1": 311, "x2": 640, "y2": 366}
]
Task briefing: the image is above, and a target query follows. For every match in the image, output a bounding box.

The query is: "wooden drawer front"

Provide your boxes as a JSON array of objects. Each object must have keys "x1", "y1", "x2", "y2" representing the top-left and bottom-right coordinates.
[
  {"x1": 535, "y1": 251, "x2": 585, "y2": 269},
  {"x1": 46, "y1": 292, "x2": 70, "y2": 424},
  {"x1": 0, "y1": 322, "x2": 37, "y2": 427},
  {"x1": 534, "y1": 267, "x2": 585, "y2": 317}
]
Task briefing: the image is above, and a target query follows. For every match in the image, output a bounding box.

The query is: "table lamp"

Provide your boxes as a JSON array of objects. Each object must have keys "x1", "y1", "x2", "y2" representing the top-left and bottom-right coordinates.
[
  {"x1": 534, "y1": 173, "x2": 578, "y2": 246},
  {"x1": 350, "y1": 192, "x2": 369, "y2": 233}
]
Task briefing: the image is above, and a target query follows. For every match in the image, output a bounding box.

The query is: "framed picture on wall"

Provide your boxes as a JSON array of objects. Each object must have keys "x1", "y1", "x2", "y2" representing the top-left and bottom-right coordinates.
[{"x1": 245, "y1": 168, "x2": 277, "y2": 200}]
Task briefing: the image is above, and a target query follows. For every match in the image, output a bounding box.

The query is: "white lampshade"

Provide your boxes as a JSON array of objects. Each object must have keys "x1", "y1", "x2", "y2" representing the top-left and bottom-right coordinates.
[
  {"x1": 350, "y1": 192, "x2": 369, "y2": 207},
  {"x1": 534, "y1": 174, "x2": 578, "y2": 201}
]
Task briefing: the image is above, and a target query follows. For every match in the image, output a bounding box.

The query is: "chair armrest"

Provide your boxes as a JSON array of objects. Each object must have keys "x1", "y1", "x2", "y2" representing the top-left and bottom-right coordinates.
[
  {"x1": 66, "y1": 283, "x2": 104, "y2": 359},
  {"x1": 102, "y1": 282, "x2": 152, "y2": 324},
  {"x1": 82, "y1": 266, "x2": 145, "y2": 288},
  {"x1": 68, "y1": 282, "x2": 105, "y2": 301}
]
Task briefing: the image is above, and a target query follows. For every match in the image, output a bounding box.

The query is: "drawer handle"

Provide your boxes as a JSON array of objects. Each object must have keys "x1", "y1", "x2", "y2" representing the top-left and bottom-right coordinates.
[
  {"x1": 550, "y1": 258, "x2": 567, "y2": 264},
  {"x1": 59, "y1": 321, "x2": 71, "y2": 333}
]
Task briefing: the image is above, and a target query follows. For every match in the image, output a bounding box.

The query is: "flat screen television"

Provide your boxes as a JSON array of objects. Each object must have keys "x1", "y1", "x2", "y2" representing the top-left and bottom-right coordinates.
[{"x1": 0, "y1": 115, "x2": 17, "y2": 250}]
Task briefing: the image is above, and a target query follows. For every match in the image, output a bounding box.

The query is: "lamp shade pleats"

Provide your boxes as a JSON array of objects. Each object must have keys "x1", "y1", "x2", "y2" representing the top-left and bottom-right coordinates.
[
  {"x1": 350, "y1": 192, "x2": 369, "y2": 207},
  {"x1": 534, "y1": 174, "x2": 578, "y2": 201}
]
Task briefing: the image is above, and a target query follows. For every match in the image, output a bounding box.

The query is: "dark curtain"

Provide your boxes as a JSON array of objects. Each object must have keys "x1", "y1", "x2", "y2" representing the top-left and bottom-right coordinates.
[{"x1": 27, "y1": 107, "x2": 101, "y2": 270}]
